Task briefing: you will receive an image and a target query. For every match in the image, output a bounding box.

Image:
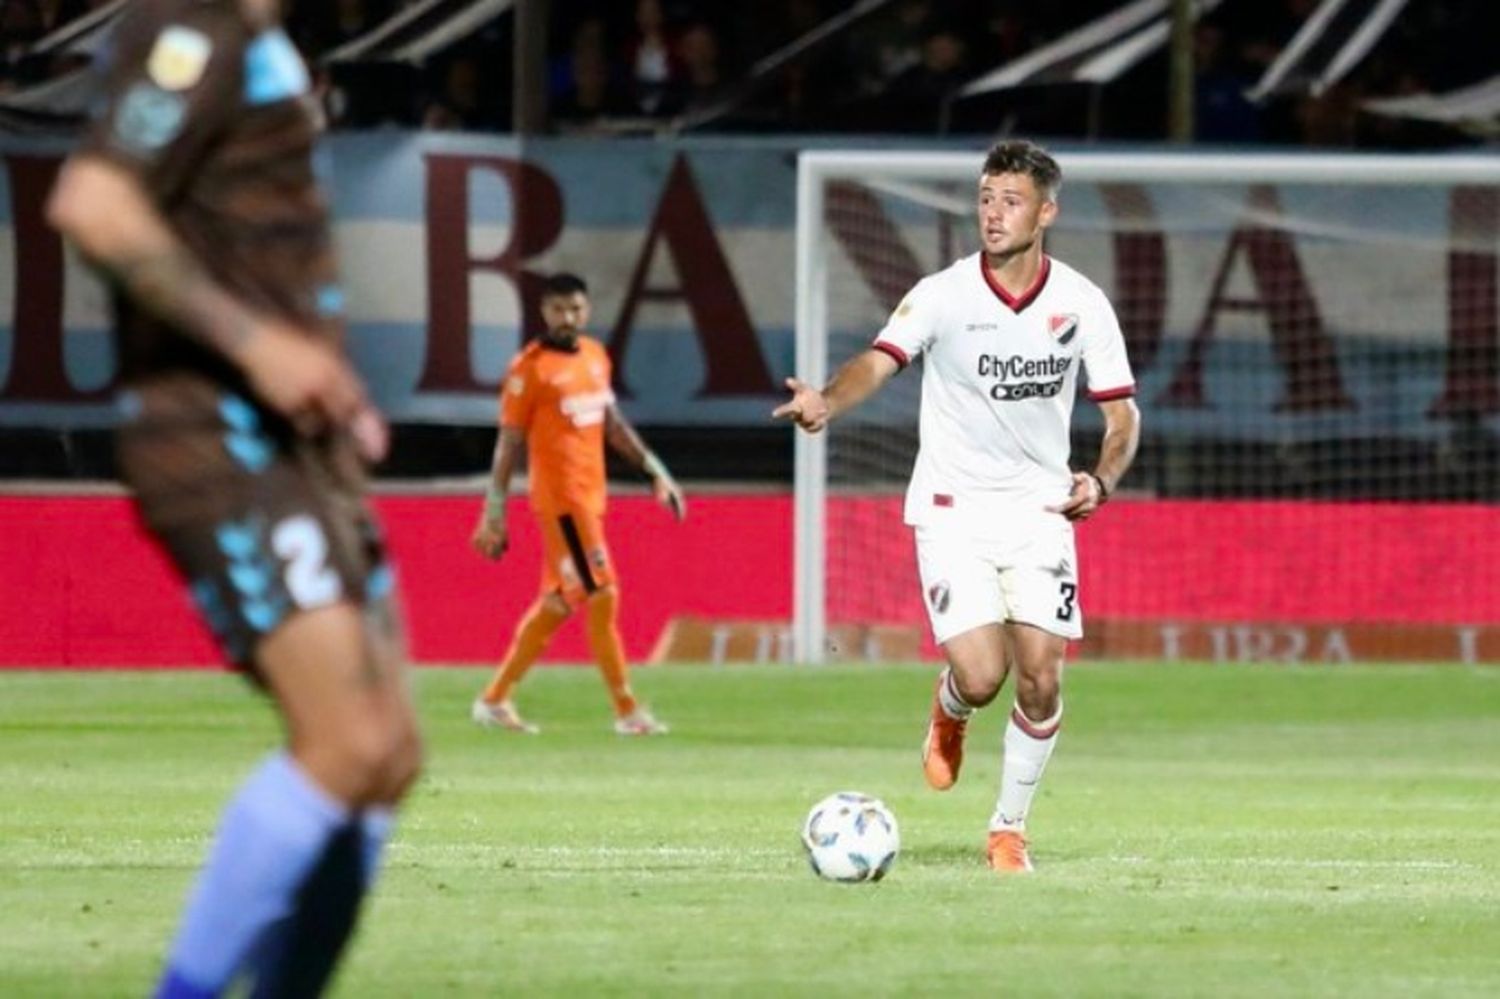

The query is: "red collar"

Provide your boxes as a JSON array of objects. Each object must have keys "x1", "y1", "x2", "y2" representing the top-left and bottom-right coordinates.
[{"x1": 980, "y1": 254, "x2": 1051, "y2": 313}]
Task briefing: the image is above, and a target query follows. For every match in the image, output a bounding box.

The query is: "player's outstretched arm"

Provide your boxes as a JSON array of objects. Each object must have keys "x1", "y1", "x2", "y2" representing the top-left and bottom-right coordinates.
[
  {"x1": 473, "y1": 427, "x2": 525, "y2": 558},
  {"x1": 1093, "y1": 397, "x2": 1141, "y2": 497},
  {"x1": 1050, "y1": 398, "x2": 1141, "y2": 521},
  {"x1": 605, "y1": 405, "x2": 685, "y2": 521},
  {"x1": 772, "y1": 348, "x2": 901, "y2": 434},
  {"x1": 47, "y1": 156, "x2": 387, "y2": 460}
]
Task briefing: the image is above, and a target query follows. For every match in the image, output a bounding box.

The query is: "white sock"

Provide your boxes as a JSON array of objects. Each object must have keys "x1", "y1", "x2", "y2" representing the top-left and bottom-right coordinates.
[
  {"x1": 936, "y1": 668, "x2": 975, "y2": 720},
  {"x1": 990, "y1": 702, "x2": 1062, "y2": 831}
]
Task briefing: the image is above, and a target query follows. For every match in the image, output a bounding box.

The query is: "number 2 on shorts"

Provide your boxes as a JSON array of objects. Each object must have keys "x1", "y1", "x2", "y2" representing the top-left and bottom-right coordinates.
[{"x1": 271, "y1": 515, "x2": 342, "y2": 608}]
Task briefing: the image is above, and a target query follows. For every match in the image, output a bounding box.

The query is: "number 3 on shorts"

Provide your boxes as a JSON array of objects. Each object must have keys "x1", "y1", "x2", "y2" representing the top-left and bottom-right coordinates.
[
  {"x1": 1056, "y1": 582, "x2": 1077, "y2": 622},
  {"x1": 271, "y1": 515, "x2": 343, "y2": 608}
]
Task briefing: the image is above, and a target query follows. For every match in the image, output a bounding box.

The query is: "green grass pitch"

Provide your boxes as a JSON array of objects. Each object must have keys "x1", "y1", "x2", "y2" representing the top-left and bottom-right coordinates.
[{"x1": 2, "y1": 662, "x2": 1499, "y2": 997}]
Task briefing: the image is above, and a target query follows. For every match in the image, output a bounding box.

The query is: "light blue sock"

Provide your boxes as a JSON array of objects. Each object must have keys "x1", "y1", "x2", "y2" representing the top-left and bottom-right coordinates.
[
  {"x1": 155, "y1": 752, "x2": 349, "y2": 997},
  {"x1": 360, "y1": 806, "x2": 396, "y2": 884}
]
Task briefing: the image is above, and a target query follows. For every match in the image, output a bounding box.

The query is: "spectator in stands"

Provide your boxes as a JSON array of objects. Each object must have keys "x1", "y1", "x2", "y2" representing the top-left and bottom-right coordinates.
[
  {"x1": 847, "y1": 0, "x2": 934, "y2": 98},
  {"x1": 1193, "y1": 20, "x2": 1262, "y2": 143},
  {"x1": 1296, "y1": 83, "x2": 1362, "y2": 148},
  {"x1": 677, "y1": 21, "x2": 724, "y2": 110},
  {"x1": 550, "y1": 16, "x2": 611, "y2": 104},
  {"x1": 312, "y1": 0, "x2": 390, "y2": 50},
  {"x1": 554, "y1": 42, "x2": 631, "y2": 126},
  {"x1": 883, "y1": 25, "x2": 968, "y2": 132},
  {"x1": 1, "y1": 0, "x2": 89, "y2": 84},
  {"x1": 422, "y1": 55, "x2": 492, "y2": 131},
  {"x1": 623, "y1": 0, "x2": 684, "y2": 116},
  {"x1": 0, "y1": 0, "x2": 89, "y2": 42}
]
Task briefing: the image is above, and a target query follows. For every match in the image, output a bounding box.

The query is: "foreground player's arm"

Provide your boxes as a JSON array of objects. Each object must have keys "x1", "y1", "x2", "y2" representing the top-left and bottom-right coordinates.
[
  {"x1": 472, "y1": 427, "x2": 526, "y2": 558},
  {"x1": 605, "y1": 405, "x2": 685, "y2": 521},
  {"x1": 1051, "y1": 398, "x2": 1141, "y2": 521},
  {"x1": 46, "y1": 158, "x2": 386, "y2": 458},
  {"x1": 773, "y1": 348, "x2": 901, "y2": 433}
]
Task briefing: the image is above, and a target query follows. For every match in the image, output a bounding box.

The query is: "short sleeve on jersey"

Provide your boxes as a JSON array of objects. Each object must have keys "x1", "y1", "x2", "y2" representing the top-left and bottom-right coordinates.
[
  {"x1": 82, "y1": 4, "x2": 244, "y2": 197},
  {"x1": 500, "y1": 355, "x2": 536, "y2": 430},
  {"x1": 872, "y1": 277, "x2": 942, "y2": 367},
  {"x1": 1079, "y1": 286, "x2": 1136, "y2": 401}
]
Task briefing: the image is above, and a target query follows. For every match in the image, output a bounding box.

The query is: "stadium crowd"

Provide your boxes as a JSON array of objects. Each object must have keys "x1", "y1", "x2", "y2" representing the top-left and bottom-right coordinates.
[{"x1": 2, "y1": 0, "x2": 1495, "y2": 143}]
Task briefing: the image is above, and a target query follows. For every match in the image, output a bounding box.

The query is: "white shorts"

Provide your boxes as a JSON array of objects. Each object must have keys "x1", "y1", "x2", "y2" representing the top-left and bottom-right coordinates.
[{"x1": 914, "y1": 520, "x2": 1082, "y2": 645}]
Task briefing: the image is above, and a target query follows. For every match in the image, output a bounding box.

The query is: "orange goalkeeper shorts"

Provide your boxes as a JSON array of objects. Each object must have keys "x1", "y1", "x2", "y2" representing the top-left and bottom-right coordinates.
[{"x1": 537, "y1": 508, "x2": 616, "y2": 607}]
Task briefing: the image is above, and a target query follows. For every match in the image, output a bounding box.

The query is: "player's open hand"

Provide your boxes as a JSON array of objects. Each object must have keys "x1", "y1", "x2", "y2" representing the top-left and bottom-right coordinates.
[
  {"x1": 654, "y1": 475, "x2": 687, "y2": 522},
  {"x1": 1047, "y1": 472, "x2": 1104, "y2": 521},
  {"x1": 239, "y1": 322, "x2": 373, "y2": 442},
  {"x1": 772, "y1": 377, "x2": 831, "y2": 433},
  {"x1": 471, "y1": 517, "x2": 509, "y2": 560}
]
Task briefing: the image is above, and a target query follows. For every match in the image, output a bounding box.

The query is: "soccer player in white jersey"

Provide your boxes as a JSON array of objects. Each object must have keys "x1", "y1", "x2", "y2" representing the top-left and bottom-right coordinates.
[{"x1": 775, "y1": 140, "x2": 1140, "y2": 873}]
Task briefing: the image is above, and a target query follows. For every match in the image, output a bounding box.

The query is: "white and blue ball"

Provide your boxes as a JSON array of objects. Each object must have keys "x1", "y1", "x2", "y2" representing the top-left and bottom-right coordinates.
[{"x1": 800, "y1": 791, "x2": 899, "y2": 883}]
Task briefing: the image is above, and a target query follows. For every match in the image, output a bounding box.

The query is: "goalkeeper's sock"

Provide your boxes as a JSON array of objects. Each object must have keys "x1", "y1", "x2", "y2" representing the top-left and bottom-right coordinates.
[
  {"x1": 586, "y1": 588, "x2": 638, "y2": 716},
  {"x1": 937, "y1": 668, "x2": 976, "y2": 720},
  {"x1": 154, "y1": 752, "x2": 349, "y2": 998},
  {"x1": 481, "y1": 597, "x2": 567, "y2": 704},
  {"x1": 990, "y1": 703, "x2": 1063, "y2": 830}
]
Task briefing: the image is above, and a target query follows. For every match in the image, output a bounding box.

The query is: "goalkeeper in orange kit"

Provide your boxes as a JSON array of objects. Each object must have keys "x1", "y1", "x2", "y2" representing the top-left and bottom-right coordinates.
[{"x1": 470, "y1": 273, "x2": 685, "y2": 735}]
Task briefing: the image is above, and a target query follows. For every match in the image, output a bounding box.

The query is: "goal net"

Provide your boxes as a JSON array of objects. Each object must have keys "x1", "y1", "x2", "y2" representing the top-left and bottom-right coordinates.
[{"x1": 794, "y1": 151, "x2": 1500, "y2": 664}]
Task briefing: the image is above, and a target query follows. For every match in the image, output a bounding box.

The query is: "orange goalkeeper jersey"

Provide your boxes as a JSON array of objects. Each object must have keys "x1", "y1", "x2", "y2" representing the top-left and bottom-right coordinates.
[{"x1": 501, "y1": 336, "x2": 615, "y2": 517}]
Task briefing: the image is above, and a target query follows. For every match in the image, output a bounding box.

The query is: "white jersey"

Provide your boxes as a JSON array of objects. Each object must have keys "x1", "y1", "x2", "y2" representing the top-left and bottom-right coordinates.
[{"x1": 873, "y1": 252, "x2": 1135, "y2": 534}]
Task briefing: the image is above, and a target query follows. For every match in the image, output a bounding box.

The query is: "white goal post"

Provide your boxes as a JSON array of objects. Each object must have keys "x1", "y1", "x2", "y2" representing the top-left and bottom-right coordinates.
[{"x1": 793, "y1": 149, "x2": 1500, "y2": 664}]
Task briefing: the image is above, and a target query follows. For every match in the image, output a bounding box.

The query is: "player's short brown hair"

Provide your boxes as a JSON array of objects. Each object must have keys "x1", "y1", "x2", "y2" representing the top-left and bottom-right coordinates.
[{"x1": 982, "y1": 140, "x2": 1061, "y2": 201}]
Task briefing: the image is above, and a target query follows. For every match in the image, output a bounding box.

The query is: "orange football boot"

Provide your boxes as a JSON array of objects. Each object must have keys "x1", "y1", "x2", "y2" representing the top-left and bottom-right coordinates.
[
  {"x1": 921, "y1": 678, "x2": 968, "y2": 791},
  {"x1": 986, "y1": 829, "x2": 1035, "y2": 873}
]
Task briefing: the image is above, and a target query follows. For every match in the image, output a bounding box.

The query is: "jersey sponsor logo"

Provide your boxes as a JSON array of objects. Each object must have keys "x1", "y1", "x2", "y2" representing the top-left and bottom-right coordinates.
[
  {"x1": 113, "y1": 83, "x2": 187, "y2": 152},
  {"x1": 507, "y1": 375, "x2": 526, "y2": 396},
  {"x1": 991, "y1": 380, "x2": 1065, "y2": 401},
  {"x1": 978, "y1": 352, "x2": 1071, "y2": 402},
  {"x1": 559, "y1": 389, "x2": 614, "y2": 427},
  {"x1": 965, "y1": 322, "x2": 999, "y2": 332},
  {"x1": 147, "y1": 25, "x2": 212, "y2": 91},
  {"x1": 977, "y1": 354, "x2": 1071, "y2": 380},
  {"x1": 244, "y1": 29, "x2": 310, "y2": 105},
  {"x1": 1048, "y1": 313, "x2": 1079, "y2": 346}
]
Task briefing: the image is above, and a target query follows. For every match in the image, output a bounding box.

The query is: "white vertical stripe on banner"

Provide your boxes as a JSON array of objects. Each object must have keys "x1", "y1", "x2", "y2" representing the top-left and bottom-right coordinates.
[
  {"x1": 1316, "y1": 0, "x2": 1409, "y2": 95},
  {"x1": 324, "y1": 0, "x2": 452, "y2": 63},
  {"x1": 390, "y1": 0, "x2": 514, "y2": 63},
  {"x1": 958, "y1": 0, "x2": 1167, "y2": 96},
  {"x1": 1248, "y1": 0, "x2": 1351, "y2": 102},
  {"x1": 28, "y1": 0, "x2": 127, "y2": 57}
]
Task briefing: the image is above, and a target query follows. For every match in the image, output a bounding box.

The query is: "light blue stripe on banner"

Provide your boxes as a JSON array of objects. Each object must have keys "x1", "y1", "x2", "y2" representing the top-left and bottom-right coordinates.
[{"x1": 322, "y1": 134, "x2": 949, "y2": 227}]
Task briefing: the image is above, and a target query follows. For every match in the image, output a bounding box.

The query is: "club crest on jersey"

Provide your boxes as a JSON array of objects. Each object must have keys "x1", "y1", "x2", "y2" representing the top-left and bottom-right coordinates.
[
  {"x1": 1048, "y1": 313, "x2": 1079, "y2": 346},
  {"x1": 928, "y1": 581, "x2": 951, "y2": 614},
  {"x1": 147, "y1": 26, "x2": 212, "y2": 91}
]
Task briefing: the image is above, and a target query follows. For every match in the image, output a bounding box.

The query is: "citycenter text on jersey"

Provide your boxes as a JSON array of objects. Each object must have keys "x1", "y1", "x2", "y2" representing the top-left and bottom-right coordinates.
[{"x1": 977, "y1": 353, "x2": 1073, "y2": 381}]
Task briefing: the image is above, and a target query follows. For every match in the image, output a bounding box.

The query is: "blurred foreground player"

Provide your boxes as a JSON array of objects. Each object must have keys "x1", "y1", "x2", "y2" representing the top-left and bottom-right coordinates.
[
  {"x1": 470, "y1": 273, "x2": 684, "y2": 735},
  {"x1": 775, "y1": 140, "x2": 1140, "y2": 872},
  {"x1": 47, "y1": 1, "x2": 421, "y2": 994}
]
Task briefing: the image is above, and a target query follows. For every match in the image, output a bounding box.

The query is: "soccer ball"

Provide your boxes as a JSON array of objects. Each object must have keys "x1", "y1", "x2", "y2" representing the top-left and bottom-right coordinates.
[{"x1": 800, "y1": 791, "x2": 899, "y2": 883}]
